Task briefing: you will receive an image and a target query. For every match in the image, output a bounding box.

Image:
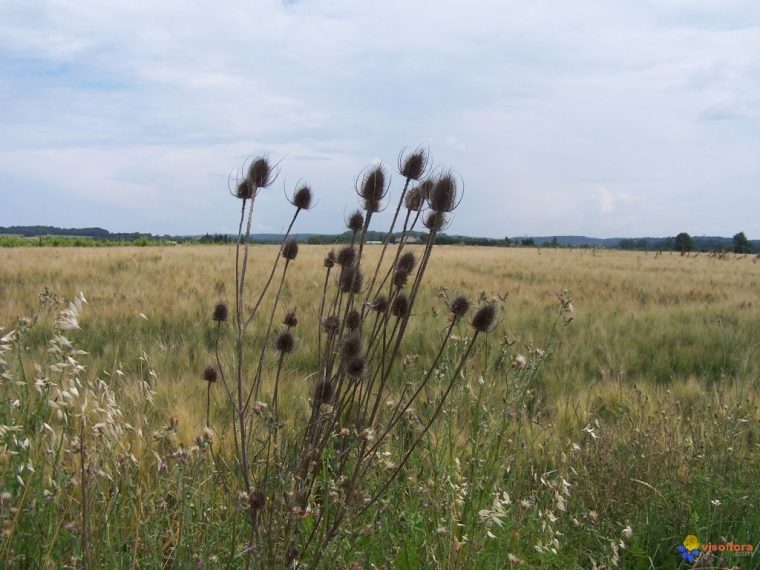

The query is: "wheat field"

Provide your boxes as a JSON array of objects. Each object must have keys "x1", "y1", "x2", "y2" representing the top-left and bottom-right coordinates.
[{"x1": 1, "y1": 245, "x2": 759, "y2": 568}]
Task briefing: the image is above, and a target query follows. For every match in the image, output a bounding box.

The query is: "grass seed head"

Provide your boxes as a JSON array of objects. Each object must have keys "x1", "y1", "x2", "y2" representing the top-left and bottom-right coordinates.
[
  {"x1": 212, "y1": 301, "x2": 229, "y2": 322},
  {"x1": 281, "y1": 239, "x2": 299, "y2": 261}
]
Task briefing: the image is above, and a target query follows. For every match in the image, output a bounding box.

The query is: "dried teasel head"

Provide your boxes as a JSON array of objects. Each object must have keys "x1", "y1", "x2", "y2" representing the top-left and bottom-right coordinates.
[
  {"x1": 339, "y1": 265, "x2": 363, "y2": 294},
  {"x1": 449, "y1": 295, "x2": 470, "y2": 318},
  {"x1": 393, "y1": 270, "x2": 408, "y2": 289},
  {"x1": 321, "y1": 315, "x2": 340, "y2": 335},
  {"x1": 249, "y1": 490, "x2": 267, "y2": 511},
  {"x1": 363, "y1": 198, "x2": 381, "y2": 214},
  {"x1": 428, "y1": 172, "x2": 459, "y2": 213},
  {"x1": 396, "y1": 251, "x2": 416, "y2": 274},
  {"x1": 290, "y1": 184, "x2": 313, "y2": 210},
  {"x1": 423, "y1": 211, "x2": 447, "y2": 232},
  {"x1": 359, "y1": 165, "x2": 387, "y2": 203},
  {"x1": 346, "y1": 309, "x2": 361, "y2": 331},
  {"x1": 235, "y1": 179, "x2": 254, "y2": 200},
  {"x1": 247, "y1": 157, "x2": 274, "y2": 190},
  {"x1": 324, "y1": 249, "x2": 336, "y2": 268},
  {"x1": 281, "y1": 239, "x2": 299, "y2": 261},
  {"x1": 347, "y1": 210, "x2": 364, "y2": 233},
  {"x1": 399, "y1": 147, "x2": 428, "y2": 181},
  {"x1": 275, "y1": 330, "x2": 295, "y2": 353},
  {"x1": 391, "y1": 294, "x2": 410, "y2": 318},
  {"x1": 336, "y1": 246, "x2": 356, "y2": 267},
  {"x1": 283, "y1": 310, "x2": 298, "y2": 328},
  {"x1": 405, "y1": 186, "x2": 423, "y2": 211},
  {"x1": 314, "y1": 380, "x2": 334, "y2": 405},
  {"x1": 370, "y1": 295, "x2": 388, "y2": 313},
  {"x1": 212, "y1": 301, "x2": 229, "y2": 322},
  {"x1": 340, "y1": 332, "x2": 363, "y2": 361},
  {"x1": 345, "y1": 356, "x2": 366, "y2": 378},
  {"x1": 471, "y1": 303, "x2": 497, "y2": 333},
  {"x1": 202, "y1": 365, "x2": 218, "y2": 383},
  {"x1": 419, "y1": 179, "x2": 434, "y2": 201}
]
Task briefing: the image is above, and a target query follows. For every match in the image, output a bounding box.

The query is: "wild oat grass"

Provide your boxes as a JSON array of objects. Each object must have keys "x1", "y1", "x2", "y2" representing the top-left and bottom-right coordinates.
[{"x1": 1, "y1": 184, "x2": 760, "y2": 566}]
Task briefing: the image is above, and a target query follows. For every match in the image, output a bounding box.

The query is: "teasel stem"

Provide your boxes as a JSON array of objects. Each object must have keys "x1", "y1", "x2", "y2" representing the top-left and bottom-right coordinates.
[
  {"x1": 364, "y1": 178, "x2": 411, "y2": 306},
  {"x1": 317, "y1": 264, "x2": 332, "y2": 368},
  {"x1": 234, "y1": 198, "x2": 247, "y2": 329},
  {"x1": 245, "y1": 257, "x2": 292, "y2": 411},
  {"x1": 272, "y1": 350, "x2": 286, "y2": 414},
  {"x1": 80, "y1": 420, "x2": 91, "y2": 570},
  {"x1": 361, "y1": 331, "x2": 480, "y2": 515},
  {"x1": 244, "y1": 209, "x2": 300, "y2": 330},
  {"x1": 206, "y1": 381, "x2": 212, "y2": 428}
]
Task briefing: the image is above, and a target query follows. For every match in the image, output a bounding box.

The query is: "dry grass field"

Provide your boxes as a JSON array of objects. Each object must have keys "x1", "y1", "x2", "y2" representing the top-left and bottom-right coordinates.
[{"x1": 1, "y1": 244, "x2": 759, "y2": 568}]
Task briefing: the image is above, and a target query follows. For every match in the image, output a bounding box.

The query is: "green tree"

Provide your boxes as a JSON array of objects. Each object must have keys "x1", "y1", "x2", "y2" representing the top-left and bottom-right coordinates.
[
  {"x1": 674, "y1": 232, "x2": 693, "y2": 254},
  {"x1": 733, "y1": 232, "x2": 751, "y2": 254}
]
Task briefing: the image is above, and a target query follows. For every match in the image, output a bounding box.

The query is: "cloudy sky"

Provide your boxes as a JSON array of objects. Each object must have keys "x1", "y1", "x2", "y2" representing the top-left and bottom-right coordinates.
[{"x1": 1, "y1": 0, "x2": 758, "y2": 238}]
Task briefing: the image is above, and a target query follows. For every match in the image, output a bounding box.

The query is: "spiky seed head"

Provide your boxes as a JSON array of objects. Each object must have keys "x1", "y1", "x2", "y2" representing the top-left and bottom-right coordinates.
[
  {"x1": 405, "y1": 186, "x2": 423, "y2": 211},
  {"x1": 275, "y1": 330, "x2": 295, "y2": 353},
  {"x1": 324, "y1": 249, "x2": 336, "y2": 268},
  {"x1": 314, "y1": 380, "x2": 334, "y2": 405},
  {"x1": 428, "y1": 173, "x2": 458, "y2": 212},
  {"x1": 400, "y1": 149, "x2": 427, "y2": 180},
  {"x1": 247, "y1": 157, "x2": 272, "y2": 189},
  {"x1": 340, "y1": 332, "x2": 363, "y2": 361},
  {"x1": 371, "y1": 295, "x2": 388, "y2": 313},
  {"x1": 449, "y1": 295, "x2": 470, "y2": 318},
  {"x1": 419, "y1": 179, "x2": 434, "y2": 200},
  {"x1": 471, "y1": 303, "x2": 497, "y2": 332},
  {"x1": 347, "y1": 210, "x2": 364, "y2": 232},
  {"x1": 397, "y1": 251, "x2": 416, "y2": 274},
  {"x1": 339, "y1": 266, "x2": 363, "y2": 293},
  {"x1": 336, "y1": 246, "x2": 356, "y2": 267},
  {"x1": 346, "y1": 356, "x2": 366, "y2": 378},
  {"x1": 321, "y1": 315, "x2": 340, "y2": 335},
  {"x1": 423, "y1": 211, "x2": 447, "y2": 231},
  {"x1": 236, "y1": 180, "x2": 254, "y2": 200},
  {"x1": 283, "y1": 311, "x2": 298, "y2": 328},
  {"x1": 249, "y1": 490, "x2": 266, "y2": 511},
  {"x1": 360, "y1": 165, "x2": 386, "y2": 201},
  {"x1": 291, "y1": 184, "x2": 313, "y2": 210},
  {"x1": 391, "y1": 294, "x2": 410, "y2": 318},
  {"x1": 346, "y1": 309, "x2": 361, "y2": 331},
  {"x1": 363, "y1": 198, "x2": 381, "y2": 213},
  {"x1": 213, "y1": 301, "x2": 229, "y2": 322},
  {"x1": 393, "y1": 270, "x2": 408, "y2": 289},
  {"x1": 281, "y1": 239, "x2": 299, "y2": 261},
  {"x1": 202, "y1": 365, "x2": 218, "y2": 383}
]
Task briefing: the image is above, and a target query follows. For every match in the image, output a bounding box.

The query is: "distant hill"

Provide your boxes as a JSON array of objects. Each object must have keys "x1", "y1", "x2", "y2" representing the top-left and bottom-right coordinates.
[{"x1": 1, "y1": 226, "x2": 757, "y2": 252}]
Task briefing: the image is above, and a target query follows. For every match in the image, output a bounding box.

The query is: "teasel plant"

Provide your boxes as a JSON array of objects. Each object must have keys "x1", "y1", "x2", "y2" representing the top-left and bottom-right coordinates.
[{"x1": 206, "y1": 147, "x2": 496, "y2": 568}]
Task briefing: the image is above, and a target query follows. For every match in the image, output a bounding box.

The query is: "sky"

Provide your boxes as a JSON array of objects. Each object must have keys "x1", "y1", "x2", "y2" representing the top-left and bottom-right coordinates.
[{"x1": 1, "y1": 0, "x2": 758, "y2": 239}]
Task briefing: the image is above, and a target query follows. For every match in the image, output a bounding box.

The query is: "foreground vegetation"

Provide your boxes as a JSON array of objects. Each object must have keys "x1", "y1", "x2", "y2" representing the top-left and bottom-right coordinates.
[{"x1": 1, "y1": 243, "x2": 758, "y2": 568}]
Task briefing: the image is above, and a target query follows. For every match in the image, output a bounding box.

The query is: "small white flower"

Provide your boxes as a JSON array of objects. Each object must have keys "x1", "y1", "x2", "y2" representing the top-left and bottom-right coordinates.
[
  {"x1": 710, "y1": 499, "x2": 721, "y2": 507},
  {"x1": 622, "y1": 525, "x2": 633, "y2": 539}
]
